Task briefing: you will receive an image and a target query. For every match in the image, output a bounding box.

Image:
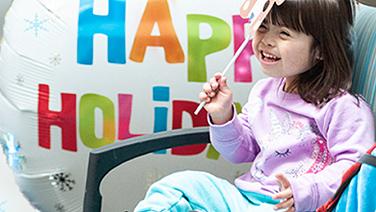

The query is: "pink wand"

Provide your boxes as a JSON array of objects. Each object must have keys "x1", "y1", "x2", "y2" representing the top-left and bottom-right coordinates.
[{"x1": 194, "y1": 0, "x2": 286, "y2": 115}]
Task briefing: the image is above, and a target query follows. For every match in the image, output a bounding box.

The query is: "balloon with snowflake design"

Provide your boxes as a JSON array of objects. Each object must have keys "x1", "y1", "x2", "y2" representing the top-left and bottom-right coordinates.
[{"x1": 0, "y1": 0, "x2": 266, "y2": 211}]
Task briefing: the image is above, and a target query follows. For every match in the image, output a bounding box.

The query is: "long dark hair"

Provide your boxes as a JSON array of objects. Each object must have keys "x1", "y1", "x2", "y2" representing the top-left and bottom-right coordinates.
[{"x1": 266, "y1": 0, "x2": 355, "y2": 107}]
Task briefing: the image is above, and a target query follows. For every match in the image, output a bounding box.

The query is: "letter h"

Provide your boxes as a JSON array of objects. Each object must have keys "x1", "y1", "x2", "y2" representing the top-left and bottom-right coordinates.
[
  {"x1": 38, "y1": 84, "x2": 77, "y2": 151},
  {"x1": 77, "y1": 0, "x2": 126, "y2": 65}
]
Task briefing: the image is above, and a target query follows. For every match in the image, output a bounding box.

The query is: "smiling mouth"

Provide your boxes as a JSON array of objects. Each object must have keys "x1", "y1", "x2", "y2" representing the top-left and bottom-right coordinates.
[{"x1": 261, "y1": 51, "x2": 281, "y2": 62}]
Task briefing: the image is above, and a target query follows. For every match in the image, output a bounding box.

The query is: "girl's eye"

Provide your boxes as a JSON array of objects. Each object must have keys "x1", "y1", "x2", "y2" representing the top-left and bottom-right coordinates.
[
  {"x1": 280, "y1": 31, "x2": 290, "y2": 37},
  {"x1": 258, "y1": 24, "x2": 268, "y2": 32}
]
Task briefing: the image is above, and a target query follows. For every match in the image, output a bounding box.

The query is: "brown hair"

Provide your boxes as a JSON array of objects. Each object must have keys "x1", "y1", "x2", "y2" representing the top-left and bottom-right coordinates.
[{"x1": 266, "y1": 0, "x2": 356, "y2": 107}]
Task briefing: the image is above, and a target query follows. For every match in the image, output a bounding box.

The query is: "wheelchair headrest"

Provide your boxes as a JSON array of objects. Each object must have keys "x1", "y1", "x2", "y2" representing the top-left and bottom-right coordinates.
[{"x1": 352, "y1": 5, "x2": 376, "y2": 117}]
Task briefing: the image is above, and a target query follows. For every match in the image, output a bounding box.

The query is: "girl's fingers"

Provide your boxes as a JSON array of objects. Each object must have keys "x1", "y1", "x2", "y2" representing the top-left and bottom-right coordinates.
[
  {"x1": 213, "y1": 72, "x2": 223, "y2": 80},
  {"x1": 275, "y1": 173, "x2": 291, "y2": 189},
  {"x1": 273, "y1": 188, "x2": 292, "y2": 199},
  {"x1": 203, "y1": 83, "x2": 216, "y2": 97},
  {"x1": 286, "y1": 206, "x2": 296, "y2": 212},
  {"x1": 202, "y1": 82, "x2": 211, "y2": 92},
  {"x1": 273, "y1": 197, "x2": 294, "y2": 210},
  {"x1": 209, "y1": 77, "x2": 219, "y2": 91},
  {"x1": 209, "y1": 72, "x2": 229, "y2": 93},
  {"x1": 219, "y1": 76, "x2": 229, "y2": 90},
  {"x1": 198, "y1": 91, "x2": 210, "y2": 103},
  {"x1": 200, "y1": 72, "x2": 229, "y2": 103}
]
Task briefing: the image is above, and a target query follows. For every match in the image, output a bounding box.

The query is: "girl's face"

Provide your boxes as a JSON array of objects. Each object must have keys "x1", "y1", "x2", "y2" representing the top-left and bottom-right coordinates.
[{"x1": 252, "y1": 21, "x2": 318, "y2": 89}]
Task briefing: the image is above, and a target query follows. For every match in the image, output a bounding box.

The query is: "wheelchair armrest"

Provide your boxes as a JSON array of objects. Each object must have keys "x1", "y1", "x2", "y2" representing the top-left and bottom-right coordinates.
[{"x1": 83, "y1": 127, "x2": 210, "y2": 212}]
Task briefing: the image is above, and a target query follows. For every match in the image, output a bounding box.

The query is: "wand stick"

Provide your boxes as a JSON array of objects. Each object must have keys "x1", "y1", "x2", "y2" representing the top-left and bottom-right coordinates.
[{"x1": 194, "y1": 33, "x2": 252, "y2": 115}]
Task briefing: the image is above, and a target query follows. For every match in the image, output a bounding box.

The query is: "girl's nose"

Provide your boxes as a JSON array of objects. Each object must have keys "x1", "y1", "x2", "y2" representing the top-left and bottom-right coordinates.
[{"x1": 262, "y1": 32, "x2": 276, "y2": 47}]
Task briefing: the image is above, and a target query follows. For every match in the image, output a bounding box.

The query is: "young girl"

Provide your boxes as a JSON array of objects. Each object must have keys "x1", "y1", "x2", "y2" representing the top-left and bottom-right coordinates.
[{"x1": 135, "y1": 0, "x2": 375, "y2": 211}]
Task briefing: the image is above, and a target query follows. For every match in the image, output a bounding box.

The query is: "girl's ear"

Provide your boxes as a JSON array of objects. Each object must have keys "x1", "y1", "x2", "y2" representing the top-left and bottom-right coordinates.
[{"x1": 314, "y1": 46, "x2": 323, "y2": 61}]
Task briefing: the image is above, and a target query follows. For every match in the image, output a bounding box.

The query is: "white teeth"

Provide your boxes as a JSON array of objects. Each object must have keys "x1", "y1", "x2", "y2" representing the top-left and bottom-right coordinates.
[{"x1": 262, "y1": 51, "x2": 279, "y2": 60}]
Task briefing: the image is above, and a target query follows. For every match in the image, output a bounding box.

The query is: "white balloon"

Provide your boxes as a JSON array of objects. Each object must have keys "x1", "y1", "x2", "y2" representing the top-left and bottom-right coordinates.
[
  {"x1": 0, "y1": 0, "x2": 266, "y2": 211},
  {"x1": 0, "y1": 0, "x2": 12, "y2": 39}
]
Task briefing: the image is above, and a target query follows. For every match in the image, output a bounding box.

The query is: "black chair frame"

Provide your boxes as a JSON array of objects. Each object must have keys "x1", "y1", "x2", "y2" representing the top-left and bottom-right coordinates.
[{"x1": 83, "y1": 127, "x2": 210, "y2": 212}]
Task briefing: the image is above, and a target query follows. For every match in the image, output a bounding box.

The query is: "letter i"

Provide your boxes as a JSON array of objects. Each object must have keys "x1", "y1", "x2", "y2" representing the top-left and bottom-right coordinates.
[{"x1": 152, "y1": 86, "x2": 170, "y2": 154}]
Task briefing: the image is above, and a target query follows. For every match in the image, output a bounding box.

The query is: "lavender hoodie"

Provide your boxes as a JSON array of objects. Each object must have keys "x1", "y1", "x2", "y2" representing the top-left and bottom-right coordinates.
[{"x1": 209, "y1": 77, "x2": 375, "y2": 211}]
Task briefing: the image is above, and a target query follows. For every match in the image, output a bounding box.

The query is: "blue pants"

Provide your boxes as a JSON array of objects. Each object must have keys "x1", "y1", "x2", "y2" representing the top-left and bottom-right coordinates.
[{"x1": 135, "y1": 170, "x2": 279, "y2": 212}]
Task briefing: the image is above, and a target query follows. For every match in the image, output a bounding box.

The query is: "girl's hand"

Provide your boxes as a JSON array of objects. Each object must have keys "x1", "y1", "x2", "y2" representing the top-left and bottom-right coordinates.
[
  {"x1": 198, "y1": 72, "x2": 233, "y2": 125},
  {"x1": 272, "y1": 173, "x2": 295, "y2": 212}
]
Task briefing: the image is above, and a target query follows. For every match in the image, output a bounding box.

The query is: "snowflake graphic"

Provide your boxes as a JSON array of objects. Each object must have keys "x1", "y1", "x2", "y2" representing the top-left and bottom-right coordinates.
[
  {"x1": 49, "y1": 54, "x2": 62, "y2": 66},
  {"x1": 0, "y1": 201, "x2": 6, "y2": 212},
  {"x1": 0, "y1": 133, "x2": 25, "y2": 172},
  {"x1": 16, "y1": 74, "x2": 25, "y2": 86},
  {"x1": 24, "y1": 14, "x2": 48, "y2": 37},
  {"x1": 49, "y1": 173, "x2": 76, "y2": 192},
  {"x1": 54, "y1": 203, "x2": 66, "y2": 212}
]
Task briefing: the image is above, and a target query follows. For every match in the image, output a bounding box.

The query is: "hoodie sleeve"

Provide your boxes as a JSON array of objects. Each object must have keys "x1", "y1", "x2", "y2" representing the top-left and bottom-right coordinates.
[
  {"x1": 208, "y1": 102, "x2": 261, "y2": 164},
  {"x1": 290, "y1": 96, "x2": 375, "y2": 211}
]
